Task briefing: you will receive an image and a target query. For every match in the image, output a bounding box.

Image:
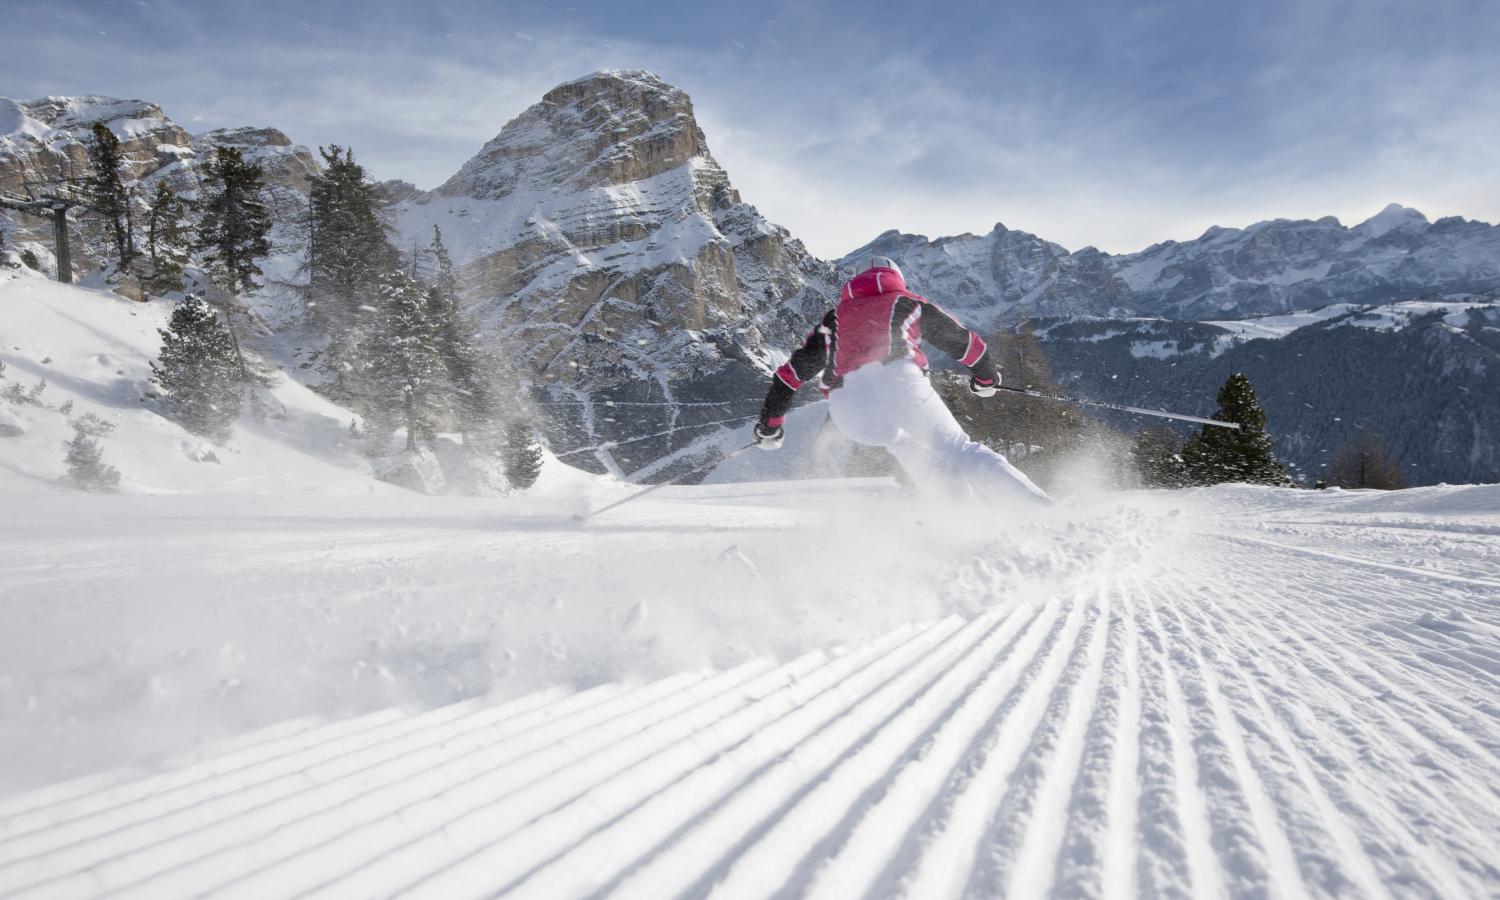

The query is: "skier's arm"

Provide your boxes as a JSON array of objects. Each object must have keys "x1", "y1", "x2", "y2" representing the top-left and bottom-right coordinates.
[
  {"x1": 758, "y1": 312, "x2": 832, "y2": 428},
  {"x1": 919, "y1": 300, "x2": 994, "y2": 376}
]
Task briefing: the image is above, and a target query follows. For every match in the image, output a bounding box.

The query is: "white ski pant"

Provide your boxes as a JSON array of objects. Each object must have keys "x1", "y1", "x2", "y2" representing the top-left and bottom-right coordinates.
[{"x1": 828, "y1": 360, "x2": 1052, "y2": 504}]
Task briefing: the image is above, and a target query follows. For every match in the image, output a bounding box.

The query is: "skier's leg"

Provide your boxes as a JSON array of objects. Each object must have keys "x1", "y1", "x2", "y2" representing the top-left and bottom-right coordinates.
[{"x1": 884, "y1": 364, "x2": 1053, "y2": 505}]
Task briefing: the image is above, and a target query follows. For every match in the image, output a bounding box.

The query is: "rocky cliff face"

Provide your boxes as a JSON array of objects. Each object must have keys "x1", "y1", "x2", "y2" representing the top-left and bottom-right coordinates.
[
  {"x1": 389, "y1": 70, "x2": 838, "y2": 477},
  {"x1": 844, "y1": 204, "x2": 1500, "y2": 327},
  {"x1": 0, "y1": 95, "x2": 317, "y2": 277}
]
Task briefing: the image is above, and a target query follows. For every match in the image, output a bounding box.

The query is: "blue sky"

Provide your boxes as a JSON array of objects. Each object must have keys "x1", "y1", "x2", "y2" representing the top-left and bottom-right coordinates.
[{"x1": 3, "y1": 0, "x2": 1496, "y2": 257}]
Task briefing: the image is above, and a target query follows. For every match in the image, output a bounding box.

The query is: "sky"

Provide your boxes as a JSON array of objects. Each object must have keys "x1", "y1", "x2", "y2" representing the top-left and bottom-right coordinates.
[{"x1": 2, "y1": 0, "x2": 1497, "y2": 258}]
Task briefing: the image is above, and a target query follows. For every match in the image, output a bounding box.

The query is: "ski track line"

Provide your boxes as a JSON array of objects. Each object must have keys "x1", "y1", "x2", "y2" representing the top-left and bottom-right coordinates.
[
  {"x1": 0, "y1": 706, "x2": 419, "y2": 844},
  {"x1": 710, "y1": 605, "x2": 1038, "y2": 900},
  {"x1": 1195, "y1": 536, "x2": 1500, "y2": 723},
  {"x1": 1173, "y1": 564, "x2": 1500, "y2": 892},
  {"x1": 1160, "y1": 566, "x2": 1465, "y2": 898},
  {"x1": 1204, "y1": 541, "x2": 1500, "y2": 768},
  {"x1": 0, "y1": 678, "x2": 657, "y2": 898},
  {"x1": 0, "y1": 698, "x2": 501, "y2": 860},
  {"x1": 1049, "y1": 584, "x2": 1139, "y2": 900},
  {"x1": 965, "y1": 583, "x2": 1112, "y2": 900},
  {"x1": 1133, "y1": 581, "x2": 1232, "y2": 900},
  {"x1": 444, "y1": 615, "x2": 984, "y2": 900},
  {"x1": 1151, "y1": 576, "x2": 1321, "y2": 900},
  {"x1": 0, "y1": 717, "x2": 325, "y2": 823},
  {"x1": 190, "y1": 653, "x2": 806, "y2": 900},
  {"x1": 1206, "y1": 531, "x2": 1500, "y2": 592},
  {"x1": 88, "y1": 666, "x2": 749, "y2": 900},
  {"x1": 794, "y1": 602, "x2": 1060, "y2": 900},
  {"x1": 517, "y1": 605, "x2": 1041, "y2": 900},
  {"x1": 889, "y1": 594, "x2": 1090, "y2": 900},
  {"x1": 315, "y1": 619, "x2": 964, "y2": 900},
  {"x1": 597, "y1": 614, "x2": 980, "y2": 900}
]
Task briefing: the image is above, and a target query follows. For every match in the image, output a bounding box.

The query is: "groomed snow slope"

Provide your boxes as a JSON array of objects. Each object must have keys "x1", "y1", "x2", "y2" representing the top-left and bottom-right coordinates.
[{"x1": 1, "y1": 480, "x2": 1497, "y2": 898}]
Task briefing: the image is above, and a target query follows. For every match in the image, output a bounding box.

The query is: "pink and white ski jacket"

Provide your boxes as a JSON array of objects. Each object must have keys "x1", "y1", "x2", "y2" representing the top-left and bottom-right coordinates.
[{"x1": 758, "y1": 265, "x2": 994, "y2": 427}]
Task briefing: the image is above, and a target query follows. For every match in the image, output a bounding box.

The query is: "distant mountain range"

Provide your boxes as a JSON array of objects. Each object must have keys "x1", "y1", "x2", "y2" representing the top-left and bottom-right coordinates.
[
  {"x1": 842, "y1": 204, "x2": 1500, "y2": 325},
  {"x1": 3, "y1": 75, "x2": 1497, "y2": 486}
]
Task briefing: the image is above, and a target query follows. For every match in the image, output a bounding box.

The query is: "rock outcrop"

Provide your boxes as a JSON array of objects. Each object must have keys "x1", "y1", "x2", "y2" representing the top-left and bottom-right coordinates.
[
  {"x1": 390, "y1": 70, "x2": 837, "y2": 476},
  {"x1": 0, "y1": 96, "x2": 317, "y2": 277}
]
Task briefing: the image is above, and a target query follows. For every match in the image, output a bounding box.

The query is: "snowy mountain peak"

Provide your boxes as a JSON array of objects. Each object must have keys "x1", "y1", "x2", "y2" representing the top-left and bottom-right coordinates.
[
  {"x1": 852, "y1": 204, "x2": 1497, "y2": 324},
  {"x1": 1356, "y1": 202, "x2": 1430, "y2": 237},
  {"x1": 389, "y1": 70, "x2": 836, "y2": 475},
  {"x1": 434, "y1": 68, "x2": 707, "y2": 201},
  {"x1": 6, "y1": 95, "x2": 167, "y2": 136}
]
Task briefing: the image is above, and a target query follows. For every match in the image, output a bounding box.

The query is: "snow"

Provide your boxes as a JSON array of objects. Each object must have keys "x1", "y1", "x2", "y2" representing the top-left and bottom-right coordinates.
[
  {"x1": 1356, "y1": 202, "x2": 1430, "y2": 238},
  {"x1": 1205, "y1": 303, "x2": 1367, "y2": 339},
  {"x1": 2, "y1": 471, "x2": 1498, "y2": 897},
  {"x1": 0, "y1": 270, "x2": 389, "y2": 495}
]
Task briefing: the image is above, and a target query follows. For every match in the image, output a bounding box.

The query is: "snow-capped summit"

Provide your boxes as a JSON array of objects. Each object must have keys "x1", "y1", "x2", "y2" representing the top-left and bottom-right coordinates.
[
  {"x1": 1355, "y1": 202, "x2": 1429, "y2": 237},
  {"x1": 390, "y1": 70, "x2": 837, "y2": 477},
  {"x1": 846, "y1": 204, "x2": 1500, "y2": 325}
]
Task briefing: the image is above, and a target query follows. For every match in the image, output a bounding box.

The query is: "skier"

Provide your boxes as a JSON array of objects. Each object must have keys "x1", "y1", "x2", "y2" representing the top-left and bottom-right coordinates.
[{"x1": 753, "y1": 255, "x2": 1051, "y2": 505}]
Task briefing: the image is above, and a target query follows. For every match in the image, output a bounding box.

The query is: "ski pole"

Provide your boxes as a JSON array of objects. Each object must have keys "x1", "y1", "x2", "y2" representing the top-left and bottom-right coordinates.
[
  {"x1": 575, "y1": 441, "x2": 760, "y2": 520},
  {"x1": 945, "y1": 374, "x2": 1241, "y2": 430}
]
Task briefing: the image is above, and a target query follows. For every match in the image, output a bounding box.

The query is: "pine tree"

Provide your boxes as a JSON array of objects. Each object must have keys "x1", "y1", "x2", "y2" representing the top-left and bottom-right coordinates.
[
  {"x1": 429, "y1": 224, "x2": 459, "y2": 299},
  {"x1": 85, "y1": 122, "x2": 137, "y2": 272},
  {"x1": 143, "y1": 182, "x2": 191, "y2": 296},
  {"x1": 1329, "y1": 430, "x2": 1407, "y2": 489},
  {"x1": 305, "y1": 145, "x2": 398, "y2": 396},
  {"x1": 502, "y1": 421, "x2": 543, "y2": 490},
  {"x1": 359, "y1": 270, "x2": 448, "y2": 451},
  {"x1": 63, "y1": 420, "x2": 121, "y2": 492},
  {"x1": 1181, "y1": 372, "x2": 1287, "y2": 486},
  {"x1": 150, "y1": 294, "x2": 243, "y2": 439},
  {"x1": 195, "y1": 146, "x2": 273, "y2": 298},
  {"x1": 1131, "y1": 426, "x2": 1190, "y2": 488},
  {"x1": 423, "y1": 226, "x2": 494, "y2": 437}
]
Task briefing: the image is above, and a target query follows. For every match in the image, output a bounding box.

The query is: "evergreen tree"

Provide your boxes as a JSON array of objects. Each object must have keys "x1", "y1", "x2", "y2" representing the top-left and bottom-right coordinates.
[
  {"x1": 422, "y1": 226, "x2": 495, "y2": 436},
  {"x1": 143, "y1": 182, "x2": 191, "y2": 296},
  {"x1": 502, "y1": 421, "x2": 543, "y2": 490},
  {"x1": 305, "y1": 148, "x2": 393, "y2": 321},
  {"x1": 195, "y1": 146, "x2": 272, "y2": 298},
  {"x1": 429, "y1": 224, "x2": 459, "y2": 299},
  {"x1": 150, "y1": 294, "x2": 243, "y2": 439},
  {"x1": 1329, "y1": 430, "x2": 1407, "y2": 489},
  {"x1": 1181, "y1": 372, "x2": 1287, "y2": 486},
  {"x1": 304, "y1": 145, "x2": 398, "y2": 396},
  {"x1": 1131, "y1": 426, "x2": 1190, "y2": 488},
  {"x1": 63, "y1": 420, "x2": 121, "y2": 492},
  {"x1": 85, "y1": 122, "x2": 137, "y2": 272},
  {"x1": 359, "y1": 270, "x2": 448, "y2": 451}
]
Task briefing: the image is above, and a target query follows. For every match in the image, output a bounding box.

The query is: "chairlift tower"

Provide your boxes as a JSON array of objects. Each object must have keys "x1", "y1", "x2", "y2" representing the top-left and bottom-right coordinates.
[{"x1": 0, "y1": 179, "x2": 90, "y2": 284}]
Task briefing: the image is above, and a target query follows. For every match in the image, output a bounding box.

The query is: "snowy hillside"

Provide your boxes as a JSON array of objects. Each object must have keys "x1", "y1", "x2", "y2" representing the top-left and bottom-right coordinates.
[
  {"x1": 845, "y1": 204, "x2": 1500, "y2": 324},
  {"x1": 0, "y1": 268, "x2": 388, "y2": 494},
  {"x1": 1, "y1": 479, "x2": 1497, "y2": 897}
]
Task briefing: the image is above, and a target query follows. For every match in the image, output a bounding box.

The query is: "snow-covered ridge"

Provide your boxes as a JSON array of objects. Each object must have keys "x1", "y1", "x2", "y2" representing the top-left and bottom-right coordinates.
[{"x1": 846, "y1": 203, "x2": 1500, "y2": 324}]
